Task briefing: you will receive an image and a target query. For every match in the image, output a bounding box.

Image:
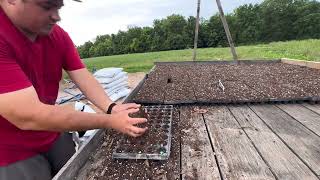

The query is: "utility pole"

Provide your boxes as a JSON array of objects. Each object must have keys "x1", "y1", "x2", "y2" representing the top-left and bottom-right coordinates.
[
  {"x1": 215, "y1": 0, "x2": 238, "y2": 62},
  {"x1": 193, "y1": 0, "x2": 201, "y2": 61}
]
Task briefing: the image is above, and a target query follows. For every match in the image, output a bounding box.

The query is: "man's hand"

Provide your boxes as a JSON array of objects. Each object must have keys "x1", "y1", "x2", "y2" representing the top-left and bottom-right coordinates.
[
  {"x1": 109, "y1": 108, "x2": 148, "y2": 137},
  {"x1": 111, "y1": 103, "x2": 141, "y2": 114}
]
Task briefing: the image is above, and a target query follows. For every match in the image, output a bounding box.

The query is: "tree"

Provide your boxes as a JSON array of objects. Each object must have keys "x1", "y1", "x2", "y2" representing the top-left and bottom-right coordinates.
[
  {"x1": 127, "y1": 26, "x2": 143, "y2": 53},
  {"x1": 78, "y1": 41, "x2": 93, "y2": 58},
  {"x1": 77, "y1": 0, "x2": 320, "y2": 59},
  {"x1": 163, "y1": 14, "x2": 188, "y2": 50},
  {"x1": 234, "y1": 4, "x2": 262, "y2": 44},
  {"x1": 207, "y1": 14, "x2": 228, "y2": 47},
  {"x1": 152, "y1": 19, "x2": 167, "y2": 51},
  {"x1": 294, "y1": 1, "x2": 320, "y2": 39}
]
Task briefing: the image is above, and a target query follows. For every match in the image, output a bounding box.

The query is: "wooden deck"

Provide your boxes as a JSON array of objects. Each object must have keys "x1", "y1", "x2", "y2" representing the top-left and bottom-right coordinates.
[
  {"x1": 182, "y1": 103, "x2": 320, "y2": 180},
  {"x1": 56, "y1": 103, "x2": 320, "y2": 180}
]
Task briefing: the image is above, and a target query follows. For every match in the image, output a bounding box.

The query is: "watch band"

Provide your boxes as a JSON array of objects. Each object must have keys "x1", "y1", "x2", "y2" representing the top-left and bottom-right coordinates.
[{"x1": 106, "y1": 103, "x2": 117, "y2": 114}]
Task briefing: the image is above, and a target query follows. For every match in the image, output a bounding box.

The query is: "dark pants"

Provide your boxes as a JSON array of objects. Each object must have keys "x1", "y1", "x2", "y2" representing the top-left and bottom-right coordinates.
[{"x1": 0, "y1": 133, "x2": 75, "y2": 180}]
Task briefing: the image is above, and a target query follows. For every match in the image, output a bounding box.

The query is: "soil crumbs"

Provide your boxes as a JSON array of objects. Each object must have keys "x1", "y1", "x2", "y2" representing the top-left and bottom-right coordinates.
[
  {"x1": 76, "y1": 107, "x2": 187, "y2": 180},
  {"x1": 132, "y1": 62, "x2": 320, "y2": 104}
]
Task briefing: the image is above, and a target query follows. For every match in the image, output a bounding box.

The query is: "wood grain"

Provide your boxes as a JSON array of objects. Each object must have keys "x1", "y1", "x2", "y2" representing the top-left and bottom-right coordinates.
[
  {"x1": 204, "y1": 106, "x2": 275, "y2": 180},
  {"x1": 180, "y1": 106, "x2": 221, "y2": 180},
  {"x1": 250, "y1": 104, "x2": 320, "y2": 176},
  {"x1": 230, "y1": 105, "x2": 318, "y2": 179}
]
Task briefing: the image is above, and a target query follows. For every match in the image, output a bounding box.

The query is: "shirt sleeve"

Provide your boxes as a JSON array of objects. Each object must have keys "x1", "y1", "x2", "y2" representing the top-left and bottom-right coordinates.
[
  {"x1": 0, "y1": 38, "x2": 31, "y2": 94},
  {"x1": 60, "y1": 28, "x2": 85, "y2": 71}
]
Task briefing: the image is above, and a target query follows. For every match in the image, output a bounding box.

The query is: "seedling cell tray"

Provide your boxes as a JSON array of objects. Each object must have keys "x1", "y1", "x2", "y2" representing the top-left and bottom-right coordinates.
[{"x1": 112, "y1": 105, "x2": 174, "y2": 160}]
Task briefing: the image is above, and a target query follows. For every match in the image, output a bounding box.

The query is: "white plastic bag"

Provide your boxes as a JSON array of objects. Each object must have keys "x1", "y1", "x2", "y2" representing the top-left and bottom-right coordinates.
[
  {"x1": 105, "y1": 81, "x2": 128, "y2": 94},
  {"x1": 110, "y1": 88, "x2": 131, "y2": 102},
  {"x1": 96, "y1": 72, "x2": 128, "y2": 84},
  {"x1": 107, "y1": 85, "x2": 129, "y2": 96},
  {"x1": 102, "y1": 76, "x2": 128, "y2": 89},
  {"x1": 93, "y1": 67, "x2": 123, "y2": 78}
]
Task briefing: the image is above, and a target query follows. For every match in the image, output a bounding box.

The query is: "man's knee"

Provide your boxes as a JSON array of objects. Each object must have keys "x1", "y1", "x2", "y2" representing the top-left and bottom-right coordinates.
[
  {"x1": 0, "y1": 133, "x2": 75, "y2": 179},
  {"x1": 44, "y1": 132, "x2": 76, "y2": 176},
  {"x1": 0, "y1": 155, "x2": 51, "y2": 180}
]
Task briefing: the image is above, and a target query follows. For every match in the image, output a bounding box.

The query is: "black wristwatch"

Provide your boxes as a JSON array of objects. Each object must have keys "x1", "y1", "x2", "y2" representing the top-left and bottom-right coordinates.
[{"x1": 106, "y1": 103, "x2": 117, "y2": 114}]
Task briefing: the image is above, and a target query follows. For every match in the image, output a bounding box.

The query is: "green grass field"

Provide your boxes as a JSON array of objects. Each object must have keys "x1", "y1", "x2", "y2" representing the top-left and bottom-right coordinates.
[{"x1": 83, "y1": 39, "x2": 320, "y2": 73}]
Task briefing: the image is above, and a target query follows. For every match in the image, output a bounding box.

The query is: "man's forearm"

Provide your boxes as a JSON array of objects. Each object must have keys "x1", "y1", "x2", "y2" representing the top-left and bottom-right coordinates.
[
  {"x1": 25, "y1": 103, "x2": 112, "y2": 132},
  {"x1": 0, "y1": 86, "x2": 146, "y2": 137},
  {"x1": 31, "y1": 103, "x2": 147, "y2": 137},
  {"x1": 68, "y1": 69, "x2": 113, "y2": 113}
]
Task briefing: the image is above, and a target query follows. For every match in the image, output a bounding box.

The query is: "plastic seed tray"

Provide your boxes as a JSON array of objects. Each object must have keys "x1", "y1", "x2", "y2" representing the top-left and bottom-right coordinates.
[{"x1": 112, "y1": 105, "x2": 174, "y2": 160}]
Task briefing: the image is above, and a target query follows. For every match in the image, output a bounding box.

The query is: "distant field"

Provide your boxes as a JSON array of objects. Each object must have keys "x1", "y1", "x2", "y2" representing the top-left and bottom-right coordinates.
[{"x1": 83, "y1": 39, "x2": 320, "y2": 73}]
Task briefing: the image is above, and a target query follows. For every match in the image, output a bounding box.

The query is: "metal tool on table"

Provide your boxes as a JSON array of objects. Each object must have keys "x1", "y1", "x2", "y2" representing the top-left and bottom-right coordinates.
[{"x1": 218, "y1": 79, "x2": 225, "y2": 92}]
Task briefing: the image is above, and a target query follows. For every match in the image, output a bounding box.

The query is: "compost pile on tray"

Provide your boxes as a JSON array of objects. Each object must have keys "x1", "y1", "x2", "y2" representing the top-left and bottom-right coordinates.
[{"x1": 132, "y1": 61, "x2": 320, "y2": 104}]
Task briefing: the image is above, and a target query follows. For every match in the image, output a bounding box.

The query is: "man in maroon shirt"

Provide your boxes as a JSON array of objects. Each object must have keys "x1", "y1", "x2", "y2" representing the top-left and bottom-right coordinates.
[{"x1": 0, "y1": 0, "x2": 147, "y2": 179}]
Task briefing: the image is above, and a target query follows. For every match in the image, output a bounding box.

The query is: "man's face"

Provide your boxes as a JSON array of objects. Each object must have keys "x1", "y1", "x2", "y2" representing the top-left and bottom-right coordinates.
[{"x1": 13, "y1": 0, "x2": 64, "y2": 35}]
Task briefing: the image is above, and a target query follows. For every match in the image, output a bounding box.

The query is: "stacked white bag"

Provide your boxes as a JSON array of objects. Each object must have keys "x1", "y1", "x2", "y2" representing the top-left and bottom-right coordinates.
[{"x1": 93, "y1": 67, "x2": 131, "y2": 102}]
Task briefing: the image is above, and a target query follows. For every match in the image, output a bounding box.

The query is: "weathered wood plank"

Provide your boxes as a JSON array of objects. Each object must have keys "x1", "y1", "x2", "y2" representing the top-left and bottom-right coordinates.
[
  {"x1": 303, "y1": 103, "x2": 320, "y2": 115},
  {"x1": 229, "y1": 105, "x2": 319, "y2": 179},
  {"x1": 53, "y1": 130, "x2": 104, "y2": 180},
  {"x1": 250, "y1": 104, "x2": 320, "y2": 175},
  {"x1": 180, "y1": 106, "x2": 221, "y2": 180},
  {"x1": 277, "y1": 104, "x2": 320, "y2": 137},
  {"x1": 204, "y1": 106, "x2": 275, "y2": 180},
  {"x1": 281, "y1": 58, "x2": 320, "y2": 70}
]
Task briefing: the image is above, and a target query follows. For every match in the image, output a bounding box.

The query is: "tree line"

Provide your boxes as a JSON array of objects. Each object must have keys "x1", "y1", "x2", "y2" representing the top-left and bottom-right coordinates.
[{"x1": 77, "y1": 0, "x2": 320, "y2": 59}]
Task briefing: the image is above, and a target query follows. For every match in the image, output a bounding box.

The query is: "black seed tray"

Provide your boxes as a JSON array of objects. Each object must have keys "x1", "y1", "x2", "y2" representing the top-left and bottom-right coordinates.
[
  {"x1": 133, "y1": 96, "x2": 320, "y2": 105},
  {"x1": 112, "y1": 105, "x2": 174, "y2": 160},
  {"x1": 195, "y1": 96, "x2": 320, "y2": 105}
]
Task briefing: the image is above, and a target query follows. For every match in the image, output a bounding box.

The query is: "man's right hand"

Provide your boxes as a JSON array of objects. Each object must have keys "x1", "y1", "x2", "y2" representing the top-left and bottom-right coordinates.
[{"x1": 108, "y1": 108, "x2": 148, "y2": 137}]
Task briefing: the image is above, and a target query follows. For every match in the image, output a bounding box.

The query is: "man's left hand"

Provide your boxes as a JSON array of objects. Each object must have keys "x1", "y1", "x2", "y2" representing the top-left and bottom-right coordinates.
[{"x1": 111, "y1": 103, "x2": 141, "y2": 114}]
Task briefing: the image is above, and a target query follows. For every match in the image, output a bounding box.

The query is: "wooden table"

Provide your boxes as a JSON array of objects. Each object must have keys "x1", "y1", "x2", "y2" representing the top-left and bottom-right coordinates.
[
  {"x1": 180, "y1": 103, "x2": 320, "y2": 179},
  {"x1": 55, "y1": 103, "x2": 320, "y2": 180}
]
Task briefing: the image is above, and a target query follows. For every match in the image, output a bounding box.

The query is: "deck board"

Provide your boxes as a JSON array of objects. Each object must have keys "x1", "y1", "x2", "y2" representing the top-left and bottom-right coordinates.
[
  {"x1": 180, "y1": 106, "x2": 221, "y2": 180},
  {"x1": 229, "y1": 105, "x2": 318, "y2": 179},
  {"x1": 57, "y1": 104, "x2": 320, "y2": 179},
  {"x1": 250, "y1": 104, "x2": 320, "y2": 176},
  {"x1": 203, "y1": 106, "x2": 275, "y2": 180},
  {"x1": 277, "y1": 104, "x2": 320, "y2": 137},
  {"x1": 303, "y1": 103, "x2": 320, "y2": 115}
]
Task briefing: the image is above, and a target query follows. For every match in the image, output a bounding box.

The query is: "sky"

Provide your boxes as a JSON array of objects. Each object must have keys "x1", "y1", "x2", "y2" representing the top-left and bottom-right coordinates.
[{"x1": 59, "y1": 0, "x2": 264, "y2": 46}]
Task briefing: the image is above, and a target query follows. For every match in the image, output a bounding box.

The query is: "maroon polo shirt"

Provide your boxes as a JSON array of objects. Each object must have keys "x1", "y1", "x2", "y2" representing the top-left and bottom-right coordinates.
[{"x1": 0, "y1": 7, "x2": 85, "y2": 166}]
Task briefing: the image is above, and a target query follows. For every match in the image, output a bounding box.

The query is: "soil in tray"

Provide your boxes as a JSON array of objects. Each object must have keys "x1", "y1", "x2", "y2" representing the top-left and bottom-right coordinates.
[
  {"x1": 164, "y1": 82, "x2": 196, "y2": 104},
  {"x1": 116, "y1": 106, "x2": 172, "y2": 155},
  {"x1": 128, "y1": 106, "x2": 149, "y2": 128},
  {"x1": 132, "y1": 83, "x2": 165, "y2": 104},
  {"x1": 133, "y1": 62, "x2": 320, "y2": 104},
  {"x1": 76, "y1": 107, "x2": 182, "y2": 180}
]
